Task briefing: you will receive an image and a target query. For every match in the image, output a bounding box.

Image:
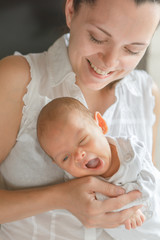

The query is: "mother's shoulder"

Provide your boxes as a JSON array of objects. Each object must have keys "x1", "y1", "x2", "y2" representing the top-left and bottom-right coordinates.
[{"x1": 0, "y1": 55, "x2": 31, "y2": 90}]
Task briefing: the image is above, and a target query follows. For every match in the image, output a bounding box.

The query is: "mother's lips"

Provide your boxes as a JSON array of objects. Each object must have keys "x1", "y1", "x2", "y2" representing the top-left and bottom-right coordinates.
[{"x1": 87, "y1": 59, "x2": 114, "y2": 77}]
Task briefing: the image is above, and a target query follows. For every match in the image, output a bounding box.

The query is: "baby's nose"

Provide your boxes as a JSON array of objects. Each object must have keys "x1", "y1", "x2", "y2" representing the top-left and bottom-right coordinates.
[{"x1": 74, "y1": 149, "x2": 86, "y2": 162}]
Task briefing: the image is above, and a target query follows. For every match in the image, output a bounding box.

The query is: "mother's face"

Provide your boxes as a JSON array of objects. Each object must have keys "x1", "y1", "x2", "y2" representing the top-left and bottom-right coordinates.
[{"x1": 65, "y1": 0, "x2": 160, "y2": 91}]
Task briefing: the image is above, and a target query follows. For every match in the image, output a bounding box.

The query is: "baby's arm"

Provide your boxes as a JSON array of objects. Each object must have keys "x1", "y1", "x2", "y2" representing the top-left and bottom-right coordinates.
[
  {"x1": 94, "y1": 136, "x2": 156, "y2": 239},
  {"x1": 98, "y1": 136, "x2": 156, "y2": 220}
]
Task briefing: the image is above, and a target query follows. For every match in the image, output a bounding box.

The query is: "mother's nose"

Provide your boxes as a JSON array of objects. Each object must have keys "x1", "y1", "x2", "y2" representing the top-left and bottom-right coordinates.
[{"x1": 100, "y1": 47, "x2": 120, "y2": 69}]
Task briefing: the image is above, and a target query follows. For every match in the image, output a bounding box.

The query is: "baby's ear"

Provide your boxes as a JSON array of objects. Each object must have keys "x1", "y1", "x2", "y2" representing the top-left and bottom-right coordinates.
[{"x1": 94, "y1": 112, "x2": 108, "y2": 134}]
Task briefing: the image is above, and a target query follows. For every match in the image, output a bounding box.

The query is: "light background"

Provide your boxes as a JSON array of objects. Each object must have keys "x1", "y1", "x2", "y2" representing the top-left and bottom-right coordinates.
[{"x1": 147, "y1": 27, "x2": 160, "y2": 170}]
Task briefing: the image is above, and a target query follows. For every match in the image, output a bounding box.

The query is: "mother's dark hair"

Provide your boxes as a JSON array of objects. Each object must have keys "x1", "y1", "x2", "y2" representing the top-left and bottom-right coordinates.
[{"x1": 73, "y1": 0, "x2": 160, "y2": 12}]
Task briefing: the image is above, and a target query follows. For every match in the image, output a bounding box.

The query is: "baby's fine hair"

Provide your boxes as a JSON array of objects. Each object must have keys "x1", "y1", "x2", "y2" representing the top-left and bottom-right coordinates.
[
  {"x1": 72, "y1": 0, "x2": 160, "y2": 12},
  {"x1": 37, "y1": 97, "x2": 93, "y2": 138}
]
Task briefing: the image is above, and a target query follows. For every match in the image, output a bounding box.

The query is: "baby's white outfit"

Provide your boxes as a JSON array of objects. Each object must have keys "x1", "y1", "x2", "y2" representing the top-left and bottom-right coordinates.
[
  {"x1": 0, "y1": 34, "x2": 158, "y2": 240},
  {"x1": 65, "y1": 136, "x2": 160, "y2": 240}
]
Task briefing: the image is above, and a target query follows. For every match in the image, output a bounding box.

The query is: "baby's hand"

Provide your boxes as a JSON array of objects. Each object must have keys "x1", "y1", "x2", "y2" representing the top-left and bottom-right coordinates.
[{"x1": 124, "y1": 209, "x2": 145, "y2": 230}]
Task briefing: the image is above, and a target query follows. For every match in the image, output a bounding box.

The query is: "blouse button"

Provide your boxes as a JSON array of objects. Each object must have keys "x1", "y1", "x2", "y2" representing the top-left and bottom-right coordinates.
[{"x1": 126, "y1": 153, "x2": 133, "y2": 161}]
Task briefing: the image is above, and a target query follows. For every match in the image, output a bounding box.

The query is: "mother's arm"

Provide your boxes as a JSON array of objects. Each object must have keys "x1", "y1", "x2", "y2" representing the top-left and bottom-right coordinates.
[
  {"x1": 0, "y1": 56, "x2": 141, "y2": 226},
  {"x1": 0, "y1": 55, "x2": 30, "y2": 163}
]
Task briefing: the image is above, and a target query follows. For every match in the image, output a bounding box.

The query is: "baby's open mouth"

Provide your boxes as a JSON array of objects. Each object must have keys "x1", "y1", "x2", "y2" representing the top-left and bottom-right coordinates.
[{"x1": 85, "y1": 158, "x2": 102, "y2": 169}]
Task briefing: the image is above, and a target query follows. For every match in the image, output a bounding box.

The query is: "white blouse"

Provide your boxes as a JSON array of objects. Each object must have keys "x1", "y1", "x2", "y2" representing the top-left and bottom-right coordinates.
[{"x1": 0, "y1": 34, "x2": 155, "y2": 240}]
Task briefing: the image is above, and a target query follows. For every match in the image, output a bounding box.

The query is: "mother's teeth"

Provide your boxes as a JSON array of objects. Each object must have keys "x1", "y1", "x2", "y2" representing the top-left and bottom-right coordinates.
[{"x1": 90, "y1": 62, "x2": 108, "y2": 76}]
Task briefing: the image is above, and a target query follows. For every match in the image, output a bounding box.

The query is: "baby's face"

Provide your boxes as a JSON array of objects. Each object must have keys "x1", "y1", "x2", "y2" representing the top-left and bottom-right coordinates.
[{"x1": 43, "y1": 109, "x2": 111, "y2": 177}]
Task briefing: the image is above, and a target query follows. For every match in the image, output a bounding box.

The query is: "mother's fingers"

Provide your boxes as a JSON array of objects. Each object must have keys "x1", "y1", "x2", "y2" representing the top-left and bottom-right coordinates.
[
  {"x1": 98, "y1": 190, "x2": 142, "y2": 213},
  {"x1": 91, "y1": 177, "x2": 125, "y2": 197},
  {"x1": 98, "y1": 205, "x2": 143, "y2": 229},
  {"x1": 83, "y1": 204, "x2": 143, "y2": 229},
  {"x1": 63, "y1": 177, "x2": 142, "y2": 229}
]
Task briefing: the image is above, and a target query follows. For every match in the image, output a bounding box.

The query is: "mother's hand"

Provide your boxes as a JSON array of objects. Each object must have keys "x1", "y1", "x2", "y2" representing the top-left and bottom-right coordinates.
[{"x1": 62, "y1": 176, "x2": 141, "y2": 228}]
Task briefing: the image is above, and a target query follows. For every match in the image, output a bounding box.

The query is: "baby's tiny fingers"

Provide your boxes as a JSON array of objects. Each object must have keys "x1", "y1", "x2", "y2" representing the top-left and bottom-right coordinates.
[
  {"x1": 124, "y1": 219, "x2": 131, "y2": 230},
  {"x1": 140, "y1": 213, "x2": 146, "y2": 223},
  {"x1": 131, "y1": 218, "x2": 137, "y2": 229},
  {"x1": 136, "y1": 217, "x2": 143, "y2": 227}
]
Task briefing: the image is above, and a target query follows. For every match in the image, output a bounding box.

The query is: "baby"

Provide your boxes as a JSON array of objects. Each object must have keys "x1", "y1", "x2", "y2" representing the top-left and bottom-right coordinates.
[{"x1": 37, "y1": 97, "x2": 160, "y2": 239}]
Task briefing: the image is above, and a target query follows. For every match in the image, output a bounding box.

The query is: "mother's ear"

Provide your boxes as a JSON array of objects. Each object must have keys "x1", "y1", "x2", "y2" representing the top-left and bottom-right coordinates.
[
  {"x1": 65, "y1": 0, "x2": 75, "y2": 29},
  {"x1": 94, "y1": 112, "x2": 108, "y2": 134}
]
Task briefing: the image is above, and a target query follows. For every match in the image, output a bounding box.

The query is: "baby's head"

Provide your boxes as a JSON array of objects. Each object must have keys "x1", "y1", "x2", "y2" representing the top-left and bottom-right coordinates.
[{"x1": 37, "y1": 97, "x2": 111, "y2": 177}]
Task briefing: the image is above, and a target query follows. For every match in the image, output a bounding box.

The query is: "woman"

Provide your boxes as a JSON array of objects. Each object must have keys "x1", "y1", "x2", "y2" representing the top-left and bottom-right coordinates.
[{"x1": 0, "y1": 0, "x2": 160, "y2": 239}]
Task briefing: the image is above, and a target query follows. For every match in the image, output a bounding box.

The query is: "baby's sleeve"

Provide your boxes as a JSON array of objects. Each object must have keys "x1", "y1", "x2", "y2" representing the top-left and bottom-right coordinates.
[{"x1": 97, "y1": 136, "x2": 156, "y2": 219}]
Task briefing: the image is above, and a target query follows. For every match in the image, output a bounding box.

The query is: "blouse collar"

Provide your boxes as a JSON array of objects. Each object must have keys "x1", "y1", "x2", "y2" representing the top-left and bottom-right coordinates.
[{"x1": 46, "y1": 33, "x2": 76, "y2": 87}]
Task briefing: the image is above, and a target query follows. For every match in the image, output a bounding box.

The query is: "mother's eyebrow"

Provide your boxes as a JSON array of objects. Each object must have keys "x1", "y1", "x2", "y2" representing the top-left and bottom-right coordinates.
[
  {"x1": 96, "y1": 26, "x2": 148, "y2": 46},
  {"x1": 128, "y1": 42, "x2": 148, "y2": 46},
  {"x1": 96, "y1": 26, "x2": 112, "y2": 37}
]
